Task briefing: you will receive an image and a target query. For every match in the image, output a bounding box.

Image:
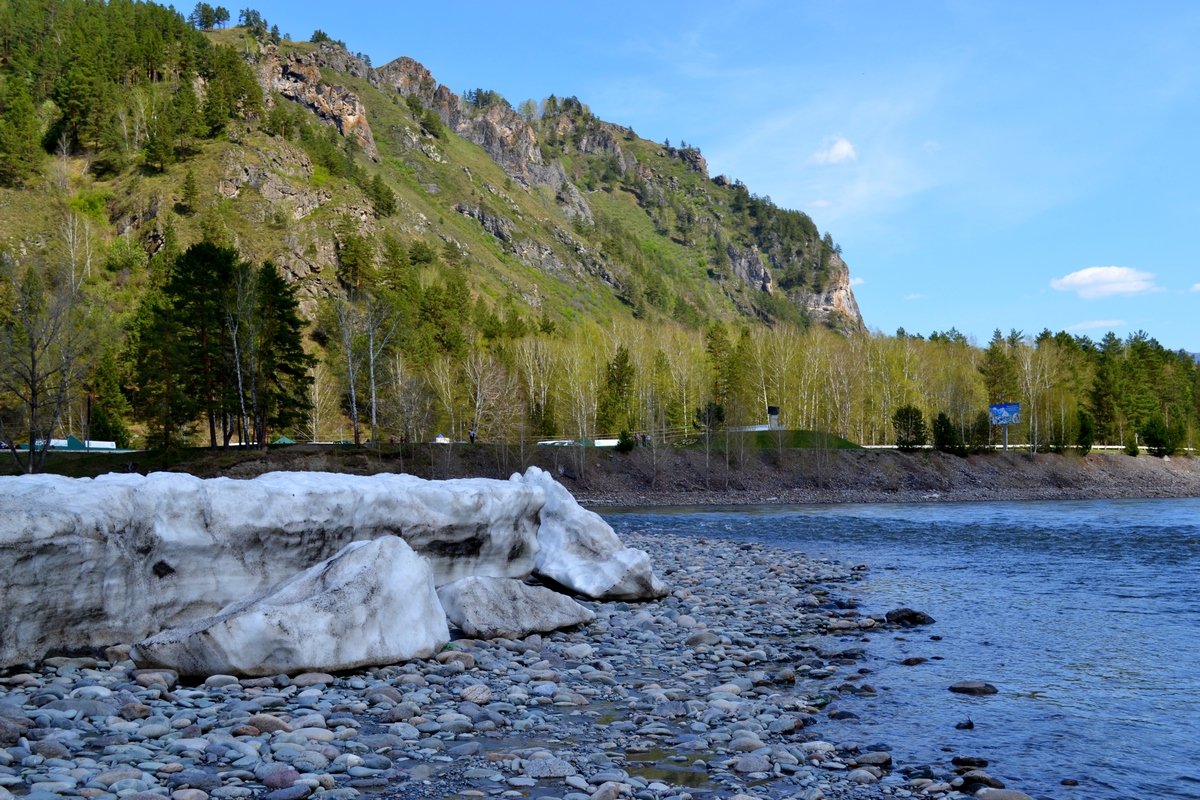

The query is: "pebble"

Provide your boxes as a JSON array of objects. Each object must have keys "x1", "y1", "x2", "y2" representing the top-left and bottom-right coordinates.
[{"x1": 0, "y1": 531, "x2": 1036, "y2": 800}]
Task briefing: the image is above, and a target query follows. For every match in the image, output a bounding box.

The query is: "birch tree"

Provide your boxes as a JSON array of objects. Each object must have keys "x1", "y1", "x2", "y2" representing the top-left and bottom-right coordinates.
[{"x1": 0, "y1": 254, "x2": 90, "y2": 472}]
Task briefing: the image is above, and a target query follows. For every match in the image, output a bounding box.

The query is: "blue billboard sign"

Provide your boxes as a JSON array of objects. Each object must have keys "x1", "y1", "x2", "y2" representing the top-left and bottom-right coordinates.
[{"x1": 989, "y1": 403, "x2": 1021, "y2": 425}]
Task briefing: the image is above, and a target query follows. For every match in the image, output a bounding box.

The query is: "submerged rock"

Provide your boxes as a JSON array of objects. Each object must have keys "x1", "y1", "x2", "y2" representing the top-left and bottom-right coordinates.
[
  {"x1": 886, "y1": 607, "x2": 936, "y2": 626},
  {"x1": 949, "y1": 681, "x2": 999, "y2": 695}
]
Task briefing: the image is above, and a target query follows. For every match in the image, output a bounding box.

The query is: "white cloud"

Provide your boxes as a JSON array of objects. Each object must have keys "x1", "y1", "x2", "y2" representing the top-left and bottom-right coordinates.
[
  {"x1": 904, "y1": 293, "x2": 924, "y2": 301},
  {"x1": 849, "y1": 276, "x2": 865, "y2": 286},
  {"x1": 810, "y1": 136, "x2": 857, "y2": 165},
  {"x1": 1050, "y1": 266, "x2": 1160, "y2": 299},
  {"x1": 1066, "y1": 319, "x2": 1126, "y2": 332},
  {"x1": 809, "y1": 199, "x2": 832, "y2": 208},
  {"x1": 1192, "y1": 282, "x2": 1200, "y2": 292}
]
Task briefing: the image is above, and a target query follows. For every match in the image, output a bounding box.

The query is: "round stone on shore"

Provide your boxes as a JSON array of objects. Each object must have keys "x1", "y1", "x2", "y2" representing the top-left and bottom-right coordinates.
[
  {"x1": 847, "y1": 768, "x2": 879, "y2": 784},
  {"x1": 291, "y1": 672, "x2": 335, "y2": 687},
  {"x1": 975, "y1": 790, "x2": 1035, "y2": 800},
  {"x1": 733, "y1": 754, "x2": 771, "y2": 773},
  {"x1": 460, "y1": 684, "x2": 492, "y2": 704},
  {"x1": 203, "y1": 674, "x2": 240, "y2": 688}
]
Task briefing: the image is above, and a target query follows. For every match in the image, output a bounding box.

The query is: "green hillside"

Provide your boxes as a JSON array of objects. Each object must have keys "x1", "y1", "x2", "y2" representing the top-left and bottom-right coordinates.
[{"x1": 0, "y1": 3, "x2": 862, "y2": 334}]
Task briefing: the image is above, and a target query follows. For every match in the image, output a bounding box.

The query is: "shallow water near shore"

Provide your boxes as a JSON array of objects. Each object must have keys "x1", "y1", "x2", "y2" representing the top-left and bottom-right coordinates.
[{"x1": 601, "y1": 498, "x2": 1200, "y2": 800}]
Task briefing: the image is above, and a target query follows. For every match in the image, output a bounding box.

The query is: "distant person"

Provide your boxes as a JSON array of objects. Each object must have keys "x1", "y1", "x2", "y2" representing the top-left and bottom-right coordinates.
[{"x1": 469, "y1": 427, "x2": 477, "y2": 444}]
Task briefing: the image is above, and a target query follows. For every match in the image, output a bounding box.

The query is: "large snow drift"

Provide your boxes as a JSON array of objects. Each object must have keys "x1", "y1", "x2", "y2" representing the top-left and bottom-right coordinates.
[
  {"x1": 133, "y1": 536, "x2": 448, "y2": 676},
  {"x1": 0, "y1": 467, "x2": 664, "y2": 668}
]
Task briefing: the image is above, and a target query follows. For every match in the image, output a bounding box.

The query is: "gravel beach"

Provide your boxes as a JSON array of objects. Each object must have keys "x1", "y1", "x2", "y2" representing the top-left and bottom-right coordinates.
[{"x1": 0, "y1": 528, "x2": 1025, "y2": 800}]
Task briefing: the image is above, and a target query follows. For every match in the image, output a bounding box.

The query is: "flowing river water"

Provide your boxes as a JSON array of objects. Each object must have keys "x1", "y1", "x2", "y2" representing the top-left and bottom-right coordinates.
[{"x1": 601, "y1": 499, "x2": 1200, "y2": 800}]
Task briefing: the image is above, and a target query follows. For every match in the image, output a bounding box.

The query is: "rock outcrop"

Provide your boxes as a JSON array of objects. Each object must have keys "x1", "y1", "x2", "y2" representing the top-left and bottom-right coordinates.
[
  {"x1": 0, "y1": 467, "x2": 662, "y2": 668},
  {"x1": 437, "y1": 576, "x2": 594, "y2": 640},
  {"x1": 257, "y1": 45, "x2": 379, "y2": 161},
  {"x1": 727, "y1": 244, "x2": 773, "y2": 293},
  {"x1": 132, "y1": 537, "x2": 448, "y2": 676},
  {"x1": 795, "y1": 251, "x2": 863, "y2": 330},
  {"x1": 374, "y1": 56, "x2": 591, "y2": 222}
]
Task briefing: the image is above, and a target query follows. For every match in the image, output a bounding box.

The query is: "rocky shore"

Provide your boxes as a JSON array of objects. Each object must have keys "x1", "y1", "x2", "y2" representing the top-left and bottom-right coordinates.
[{"x1": 0, "y1": 530, "x2": 1028, "y2": 800}]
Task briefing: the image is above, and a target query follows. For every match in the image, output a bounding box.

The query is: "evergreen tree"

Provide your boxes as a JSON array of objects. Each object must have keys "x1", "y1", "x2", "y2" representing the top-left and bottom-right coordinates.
[
  {"x1": 1090, "y1": 332, "x2": 1124, "y2": 443},
  {"x1": 1075, "y1": 408, "x2": 1095, "y2": 454},
  {"x1": 597, "y1": 344, "x2": 634, "y2": 435},
  {"x1": 367, "y1": 173, "x2": 397, "y2": 217},
  {"x1": 932, "y1": 411, "x2": 966, "y2": 456},
  {"x1": 0, "y1": 80, "x2": 43, "y2": 187},
  {"x1": 892, "y1": 404, "x2": 927, "y2": 451},
  {"x1": 247, "y1": 262, "x2": 312, "y2": 445},
  {"x1": 129, "y1": 285, "x2": 197, "y2": 449},
  {"x1": 167, "y1": 241, "x2": 238, "y2": 448},
  {"x1": 180, "y1": 167, "x2": 199, "y2": 214},
  {"x1": 87, "y1": 351, "x2": 132, "y2": 448},
  {"x1": 980, "y1": 328, "x2": 1019, "y2": 404}
]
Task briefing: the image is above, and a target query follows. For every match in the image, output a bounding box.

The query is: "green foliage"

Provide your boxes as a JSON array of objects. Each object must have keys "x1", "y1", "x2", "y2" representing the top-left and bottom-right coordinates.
[
  {"x1": 462, "y1": 88, "x2": 508, "y2": 111},
  {"x1": 67, "y1": 189, "x2": 112, "y2": 223},
  {"x1": 246, "y1": 262, "x2": 315, "y2": 441},
  {"x1": 615, "y1": 430, "x2": 636, "y2": 453},
  {"x1": 1075, "y1": 409, "x2": 1095, "y2": 455},
  {"x1": 335, "y1": 224, "x2": 375, "y2": 293},
  {"x1": 1140, "y1": 414, "x2": 1184, "y2": 457},
  {"x1": 189, "y1": 3, "x2": 219, "y2": 30},
  {"x1": 103, "y1": 235, "x2": 148, "y2": 276},
  {"x1": 980, "y1": 328, "x2": 1020, "y2": 404},
  {"x1": 892, "y1": 404, "x2": 927, "y2": 451},
  {"x1": 88, "y1": 351, "x2": 132, "y2": 448},
  {"x1": 237, "y1": 8, "x2": 268, "y2": 38},
  {"x1": 365, "y1": 173, "x2": 397, "y2": 217},
  {"x1": 299, "y1": 122, "x2": 360, "y2": 181},
  {"x1": 180, "y1": 168, "x2": 199, "y2": 214},
  {"x1": 0, "y1": 79, "x2": 43, "y2": 187},
  {"x1": 597, "y1": 345, "x2": 634, "y2": 435},
  {"x1": 130, "y1": 241, "x2": 311, "y2": 450},
  {"x1": 966, "y1": 411, "x2": 994, "y2": 454},
  {"x1": 932, "y1": 411, "x2": 966, "y2": 456}
]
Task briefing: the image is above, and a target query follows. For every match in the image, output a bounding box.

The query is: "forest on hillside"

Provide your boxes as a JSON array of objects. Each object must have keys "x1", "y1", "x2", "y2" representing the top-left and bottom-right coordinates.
[
  {"x1": 4, "y1": 222, "x2": 1196, "y2": 472},
  {"x1": 1, "y1": 1, "x2": 1197, "y2": 473}
]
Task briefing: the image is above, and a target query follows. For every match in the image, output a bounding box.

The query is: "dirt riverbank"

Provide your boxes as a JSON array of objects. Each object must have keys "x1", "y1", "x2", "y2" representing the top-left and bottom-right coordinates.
[{"x1": 92, "y1": 443, "x2": 1200, "y2": 507}]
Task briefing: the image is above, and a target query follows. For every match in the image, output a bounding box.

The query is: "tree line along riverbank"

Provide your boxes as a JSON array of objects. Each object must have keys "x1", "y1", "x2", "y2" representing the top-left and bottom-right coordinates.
[{"x1": 22, "y1": 441, "x2": 1200, "y2": 506}]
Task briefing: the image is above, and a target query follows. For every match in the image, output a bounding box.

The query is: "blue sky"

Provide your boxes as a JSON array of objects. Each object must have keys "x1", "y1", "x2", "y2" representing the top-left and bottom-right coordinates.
[{"x1": 233, "y1": 0, "x2": 1199, "y2": 352}]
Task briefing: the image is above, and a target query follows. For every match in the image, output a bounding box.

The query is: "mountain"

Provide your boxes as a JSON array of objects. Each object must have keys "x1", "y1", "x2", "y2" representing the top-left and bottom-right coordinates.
[{"x1": 0, "y1": 16, "x2": 862, "y2": 333}]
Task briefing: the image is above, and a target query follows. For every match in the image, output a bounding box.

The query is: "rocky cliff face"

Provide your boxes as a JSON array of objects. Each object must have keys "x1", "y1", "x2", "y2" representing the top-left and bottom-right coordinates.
[
  {"x1": 256, "y1": 44, "x2": 379, "y2": 161},
  {"x1": 795, "y1": 252, "x2": 863, "y2": 330},
  {"x1": 374, "y1": 56, "x2": 590, "y2": 222},
  {"x1": 727, "y1": 244, "x2": 773, "y2": 293}
]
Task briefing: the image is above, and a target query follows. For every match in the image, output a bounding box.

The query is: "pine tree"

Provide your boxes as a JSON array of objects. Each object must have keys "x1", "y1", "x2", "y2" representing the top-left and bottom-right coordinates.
[
  {"x1": 248, "y1": 262, "x2": 312, "y2": 445},
  {"x1": 368, "y1": 173, "x2": 397, "y2": 217},
  {"x1": 932, "y1": 411, "x2": 966, "y2": 456},
  {"x1": 180, "y1": 167, "x2": 199, "y2": 214},
  {"x1": 0, "y1": 80, "x2": 43, "y2": 187},
  {"x1": 892, "y1": 404, "x2": 927, "y2": 451},
  {"x1": 167, "y1": 242, "x2": 238, "y2": 447}
]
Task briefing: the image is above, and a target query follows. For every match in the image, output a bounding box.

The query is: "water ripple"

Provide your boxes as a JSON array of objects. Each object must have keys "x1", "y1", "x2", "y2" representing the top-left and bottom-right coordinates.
[{"x1": 604, "y1": 498, "x2": 1200, "y2": 800}]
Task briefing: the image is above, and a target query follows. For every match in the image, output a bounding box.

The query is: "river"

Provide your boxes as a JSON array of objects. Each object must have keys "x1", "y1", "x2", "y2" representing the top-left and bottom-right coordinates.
[{"x1": 600, "y1": 498, "x2": 1200, "y2": 800}]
